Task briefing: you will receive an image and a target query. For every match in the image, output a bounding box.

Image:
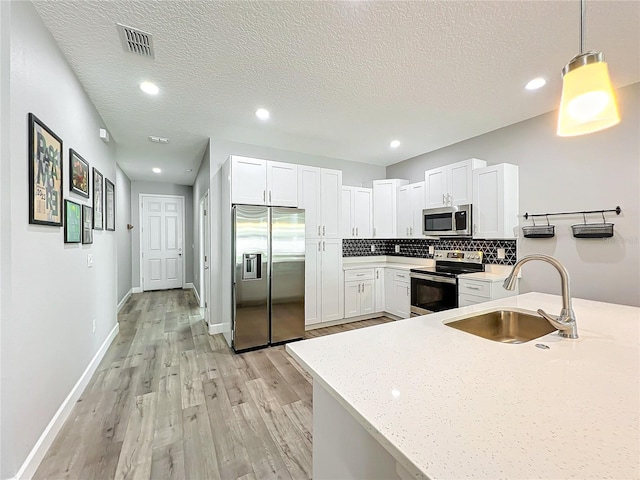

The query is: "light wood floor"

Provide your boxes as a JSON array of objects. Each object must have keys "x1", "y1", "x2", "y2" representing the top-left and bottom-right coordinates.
[{"x1": 34, "y1": 289, "x2": 393, "y2": 480}]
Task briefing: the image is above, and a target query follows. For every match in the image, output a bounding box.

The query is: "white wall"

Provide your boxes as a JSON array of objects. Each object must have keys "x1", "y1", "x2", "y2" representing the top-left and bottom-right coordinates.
[
  {"x1": 116, "y1": 164, "x2": 132, "y2": 303},
  {"x1": 130, "y1": 181, "x2": 194, "y2": 289},
  {"x1": 387, "y1": 82, "x2": 640, "y2": 307},
  {"x1": 192, "y1": 141, "x2": 210, "y2": 298},
  {"x1": 1, "y1": 3, "x2": 118, "y2": 478}
]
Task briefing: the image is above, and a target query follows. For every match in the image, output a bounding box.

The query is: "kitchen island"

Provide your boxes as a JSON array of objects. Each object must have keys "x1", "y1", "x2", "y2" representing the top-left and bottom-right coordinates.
[{"x1": 286, "y1": 293, "x2": 639, "y2": 479}]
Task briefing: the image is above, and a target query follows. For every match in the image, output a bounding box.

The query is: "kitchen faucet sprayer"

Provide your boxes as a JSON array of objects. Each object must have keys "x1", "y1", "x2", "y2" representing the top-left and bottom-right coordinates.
[{"x1": 503, "y1": 254, "x2": 578, "y2": 339}]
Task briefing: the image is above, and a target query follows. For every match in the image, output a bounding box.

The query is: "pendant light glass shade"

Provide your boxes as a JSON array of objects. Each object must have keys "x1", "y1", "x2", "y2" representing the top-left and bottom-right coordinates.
[
  {"x1": 557, "y1": 0, "x2": 620, "y2": 136},
  {"x1": 557, "y1": 54, "x2": 620, "y2": 136}
]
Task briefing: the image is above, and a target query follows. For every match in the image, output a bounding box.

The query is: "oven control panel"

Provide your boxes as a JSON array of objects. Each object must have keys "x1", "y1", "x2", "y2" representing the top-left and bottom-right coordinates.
[{"x1": 434, "y1": 250, "x2": 483, "y2": 264}]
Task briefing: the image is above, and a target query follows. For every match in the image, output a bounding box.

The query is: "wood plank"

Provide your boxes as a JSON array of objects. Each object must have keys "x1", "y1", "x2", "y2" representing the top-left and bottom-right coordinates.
[
  {"x1": 150, "y1": 442, "x2": 185, "y2": 480},
  {"x1": 154, "y1": 365, "x2": 182, "y2": 448},
  {"x1": 245, "y1": 378, "x2": 312, "y2": 479},
  {"x1": 114, "y1": 392, "x2": 158, "y2": 480},
  {"x1": 182, "y1": 404, "x2": 221, "y2": 480},
  {"x1": 179, "y1": 350, "x2": 205, "y2": 408}
]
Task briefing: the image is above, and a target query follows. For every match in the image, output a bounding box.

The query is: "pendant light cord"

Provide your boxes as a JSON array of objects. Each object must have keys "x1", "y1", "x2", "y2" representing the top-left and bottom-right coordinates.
[{"x1": 580, "y1": 0, "x2": 585, "y2": 54}]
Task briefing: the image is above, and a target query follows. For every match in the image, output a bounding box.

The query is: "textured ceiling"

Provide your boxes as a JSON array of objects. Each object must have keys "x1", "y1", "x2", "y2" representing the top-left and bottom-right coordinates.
[{"x1": 33, "y1": 1, "x2": 640, "y2": 184}]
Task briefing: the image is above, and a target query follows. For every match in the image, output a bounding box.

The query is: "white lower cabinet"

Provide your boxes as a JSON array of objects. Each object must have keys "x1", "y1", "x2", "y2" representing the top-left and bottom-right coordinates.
[
  {"x1": 458, "y1": 277, "x2": 518, "y2": 307},
  {"x1": 381, "y1": 269, "x2": 411, "y2": 319},
  {"x1": 374, "y1": 268, "x2": 385, "y2": 312},
  {"x1": 306, "y1": 239, "x2": 343, "y2": 325},
  {"x1": 344, "y1": 269, "x2": 375, "y2": 319}
]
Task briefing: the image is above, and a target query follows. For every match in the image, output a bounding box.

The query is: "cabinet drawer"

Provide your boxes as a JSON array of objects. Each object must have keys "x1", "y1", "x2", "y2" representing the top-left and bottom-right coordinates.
[
  {"x1": 458, "y1": 279, "x2": 491, "y2": 298},
  {"x1": 391, "y1": 270, "x2": 410, "y2": 282},
  {"x1": 344, "y1": 268, "x2": 374, "y2": 282},
  {"x1": 458, "y1": 293, "x2": 488, "y2": 307}
]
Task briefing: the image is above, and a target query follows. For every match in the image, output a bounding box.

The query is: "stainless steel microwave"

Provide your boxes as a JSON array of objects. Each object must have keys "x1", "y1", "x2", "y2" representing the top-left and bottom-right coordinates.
[{"x1": 422, "y1": 204, "x2": 472, "y2": 237}]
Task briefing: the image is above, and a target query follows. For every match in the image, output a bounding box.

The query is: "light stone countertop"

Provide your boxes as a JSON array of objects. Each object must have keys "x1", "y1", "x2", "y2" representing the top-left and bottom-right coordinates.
[
  {"x1": 457, "y1": 271, "x2": 510, "y2": 282},
  {"x1": 342, "y1": 262, "x2": 423, "y2": 272},
  {"x1": 287, "y1": 293, "x2": 640, "y2": 479}
]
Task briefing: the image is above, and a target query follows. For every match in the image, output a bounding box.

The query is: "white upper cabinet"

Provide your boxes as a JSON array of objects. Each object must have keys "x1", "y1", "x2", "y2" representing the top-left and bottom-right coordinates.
[
  {"x1": 231, "y1": 156, "x2": 267, "y2": 205},
  {"x1": 342, "y1": 186, "x2": 373, "y2": 238},
  {"x1": 397, "y1": 182, "x2": 425, "y2": 237},
  {"x1": 266, "y1": 161, "x2": 298, "y2": 207},
  {"x1": 320, "y1": 169, "x2": 342, "y2": 239},
  {"x1": 298, "y1": 166, "x2": 342, "y2": 239},
  {"x1": 372, "y1": 179, "x2": 409, "y2": 238},
  {"x1": 472, "y1": 163, "x2": 519, "y2": 239},
  {"x1": 424, "y1": 158, "x2": 487, "y2": 208},
  {"x1": 299, "y1": 166, "x2": 322, "y2": 238},
  {"x1": 231, "y1": 156, "x2": 298, "y2": 207}
]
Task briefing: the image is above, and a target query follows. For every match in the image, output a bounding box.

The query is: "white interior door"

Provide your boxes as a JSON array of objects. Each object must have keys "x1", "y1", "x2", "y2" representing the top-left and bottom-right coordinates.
[
  {"x1": 142, "y1": 195, "x2": 184, "y2": 291},
  {"x1": 201, "y1": 192, "x2": 211, "y2": 324}
]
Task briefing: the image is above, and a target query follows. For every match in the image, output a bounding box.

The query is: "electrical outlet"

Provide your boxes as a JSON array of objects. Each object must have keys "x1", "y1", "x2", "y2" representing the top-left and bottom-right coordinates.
[
  {"x1": 395, "y1": 245, "x2": 400, "y2": 253},
  {"x1": 371, "y1": 244, "x2": 376, "y2": 253},
  {"x1": 92, "y1": 319, "x2": 96, "y2": 334},
  {"x1": 497, "y1": 248, "x2": 506, "y2": 259},
  {"x1": 87, "y1": 254, "x2": 93, "y2": 268},
  {"x1": 428, "y1": 246, "x2": 435, "y2": 255}
]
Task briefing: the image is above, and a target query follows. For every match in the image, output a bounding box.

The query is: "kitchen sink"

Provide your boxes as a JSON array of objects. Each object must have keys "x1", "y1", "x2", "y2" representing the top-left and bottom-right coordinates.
[{"x1": 445, "y1": 309, "x2": 557, "y2": 344}]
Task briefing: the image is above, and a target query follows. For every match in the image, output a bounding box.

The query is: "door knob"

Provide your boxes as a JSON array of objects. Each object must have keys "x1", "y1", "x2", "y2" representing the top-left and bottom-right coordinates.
[{"x1": 204, "y1": 266, "x2": 209, "y2": 270}]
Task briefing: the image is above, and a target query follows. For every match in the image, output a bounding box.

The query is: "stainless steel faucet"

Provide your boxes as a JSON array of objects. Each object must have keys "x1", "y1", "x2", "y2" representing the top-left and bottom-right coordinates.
[{"x1": 503, "y1": 254, "x2": 578, "y2": 339}]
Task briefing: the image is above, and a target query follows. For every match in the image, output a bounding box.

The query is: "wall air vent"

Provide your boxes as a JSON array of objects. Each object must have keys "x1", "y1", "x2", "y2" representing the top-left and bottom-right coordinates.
[
  {"x1": 117, "y1": 23, "x2": 155, "y2": 58},
  {"x1": 149, "y1": 136, "x2": 170, "y2": 144}
]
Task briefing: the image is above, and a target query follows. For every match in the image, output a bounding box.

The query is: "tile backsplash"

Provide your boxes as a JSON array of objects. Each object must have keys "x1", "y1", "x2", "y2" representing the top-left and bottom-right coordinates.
[{"x1": 342, "y1": 238, "x2": 517, "y2": 265}]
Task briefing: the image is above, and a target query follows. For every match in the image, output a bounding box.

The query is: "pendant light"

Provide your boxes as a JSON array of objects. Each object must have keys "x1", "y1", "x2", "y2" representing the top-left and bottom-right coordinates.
[{"x1": 557, "y1": 0, "x2": 620, "y2": 136}]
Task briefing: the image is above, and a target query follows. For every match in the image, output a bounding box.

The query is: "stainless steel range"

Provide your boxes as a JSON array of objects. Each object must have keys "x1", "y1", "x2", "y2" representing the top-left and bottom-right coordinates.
[{"x1": 409, "y1": 250, "x2": 484, "y2": 317}]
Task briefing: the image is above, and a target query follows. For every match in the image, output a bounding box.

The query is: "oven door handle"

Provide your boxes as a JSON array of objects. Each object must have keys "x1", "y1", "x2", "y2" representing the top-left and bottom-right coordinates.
[{"x1": 410, "y1": 273, "x2": 457, "y2": 285}]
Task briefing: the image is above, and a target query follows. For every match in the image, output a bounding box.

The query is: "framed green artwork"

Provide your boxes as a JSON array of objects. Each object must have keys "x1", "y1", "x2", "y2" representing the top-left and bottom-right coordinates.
[{"x1": 64, "y1": 199, "x2": 81, "y2": 243}]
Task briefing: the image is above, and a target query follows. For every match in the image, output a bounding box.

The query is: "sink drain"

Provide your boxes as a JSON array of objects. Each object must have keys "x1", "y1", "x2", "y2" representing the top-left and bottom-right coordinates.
[{"x1": 535, "y1": 343, "x2": 550, "y2": 350}]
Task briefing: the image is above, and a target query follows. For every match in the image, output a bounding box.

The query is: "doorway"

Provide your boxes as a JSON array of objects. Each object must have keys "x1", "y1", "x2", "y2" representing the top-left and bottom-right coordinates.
[
  {"x1": 199, "y1": 191, "x2": 211, "y2": 325},
  {"x1": 140, "y1": 194, "x2": 185, "y2": 291}
]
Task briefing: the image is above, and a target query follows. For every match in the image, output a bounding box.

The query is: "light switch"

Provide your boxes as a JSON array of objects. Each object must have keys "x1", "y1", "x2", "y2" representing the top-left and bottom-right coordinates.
[
  {"x1": 428, "y1": 246, "x2": 435, "y2": 255},
  {"x1": 87, "y1": 254, "x2": 94, "y2": 268},
  {"x1": 497, "y1": 248, "x2": 506, "y2": 259}
]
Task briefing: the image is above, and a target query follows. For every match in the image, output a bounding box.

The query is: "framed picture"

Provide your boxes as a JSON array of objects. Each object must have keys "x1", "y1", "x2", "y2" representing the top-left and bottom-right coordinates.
[
  {"x1": 28, "y1": 113, "x2": 63, "y2": 226},
  {"x1": 93, "y1": 168, "x2": 103, "y2": 230},
  {"x1": 105, "y1": 178, "x2": 115, "y2": 231},
  {"x1": 64, "y1": 199, "x2": 81, "y2": 243},
  {"x1": 82, "y1": 205, "x2": 93, "y2": 244},
  {"x1": 69, "y1": 149, "x2": 90, "y2": 198}
]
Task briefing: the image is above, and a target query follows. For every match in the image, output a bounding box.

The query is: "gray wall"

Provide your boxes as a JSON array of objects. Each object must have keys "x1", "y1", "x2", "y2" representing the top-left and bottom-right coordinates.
[
  {"x1": 130, "y1": 181, "x2": 194, "y2": 289},
  {"x1": 116, "y1": 164, "x2": 132, "y2": 303},
  {"x1": 387, "y1": 82, "x2": 640, "y2": 307},
  {"x1": 1, "y1": 3, "x2": 119, "y2": 477},
  {"x1": 192, "y1": 141, "x2": 210, "y2": 298}
]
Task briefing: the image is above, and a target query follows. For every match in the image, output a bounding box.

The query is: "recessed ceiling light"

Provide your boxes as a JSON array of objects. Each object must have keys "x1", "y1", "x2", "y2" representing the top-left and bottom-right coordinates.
[
  {"x1": 389, "y1": 140, "x2": 401, "y2": 149},
  {"x1": 255, "y1": 108, "x2": 270, "y2": 121},
  {"x1": 140, "y1": 81, "x2": 159, "y2": 95},
  {"x1": 525, "y1": 77, "x2": 546, "y2": 90},
  {"x1": 152, "y1": 167, "x2": 161, "y2": 174}
]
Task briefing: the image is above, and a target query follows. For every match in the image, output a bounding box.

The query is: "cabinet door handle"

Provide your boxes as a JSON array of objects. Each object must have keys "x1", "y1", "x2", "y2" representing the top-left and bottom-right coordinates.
[
  {"x1": 406, "y1": 286, "x2": 410, "y2": 295},
  {"x1": 410, "y1": 227, "x2": 413, "y2": 236},
  {"x1": 323, "y1": 241, "x2": 325, "y2": 251},
  {"x1": 318, "y1": 241, "x2": 321, "y2": 252},
  {"x1": 356, "y1": 274, "x2": 364, "y2": 277},
  {"x1": 466, "y1": 285, "x2": 481, "y2": 290},
  {"x1": 376, "y1": 271, "x2": 379, "y2": 279},
  {"x1": 442, "y1": 194, "x2": 446, "y2": 205},
  {"x1": 352, "y1": 227, "x2": 355, "y2": 236},
  {"x1": 362, "y1": 282, "x2": 365, "y2": 291},
  {"x1": 323, "y1": 226, "x2": 326, "y2": 235},
  {"x1": 358, "y1": 283, "x2": 361, "y2": 293},
  {"x1": 373, "y1": 227, "x2": 376, "y2": 236},
  {"x1": 269, "y1": 191, "x2": 272, "y2": 203},
  {"x1": 263, "y1": 190, "x2": 266, "y2": 202},
  {"x1": 318, "y1": 225, "x2": 321, "y2": 236},
  {"x1": 356, "y1": 227, "x2": 358, "y2": 236}
]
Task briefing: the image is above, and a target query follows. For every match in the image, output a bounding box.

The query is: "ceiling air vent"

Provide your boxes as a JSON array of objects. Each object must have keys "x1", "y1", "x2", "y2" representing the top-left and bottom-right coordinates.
[{"x1": 117, "y1": 23, "x2": 155, "y2": 58}]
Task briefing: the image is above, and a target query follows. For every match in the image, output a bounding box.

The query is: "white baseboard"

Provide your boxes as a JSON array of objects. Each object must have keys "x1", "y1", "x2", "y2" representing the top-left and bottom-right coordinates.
[
  {"x1": 183, "y1": 283, "x2": 200, "y2": 304},
  {"x1": 117, "y1": 288, "x2": 132, "y2": 312},
  {"x1": 208, "y1": 323, "x2": 224, "y2": 335},
  {"x1": 13, "y1": 322, "x2": 120, "y2": 480},
  {"x1": 184, "y1": 282, "x2": 194, "y2": 289},
  {"x1": 131, "y1": 286, "x2": 142, "y2": 294}
]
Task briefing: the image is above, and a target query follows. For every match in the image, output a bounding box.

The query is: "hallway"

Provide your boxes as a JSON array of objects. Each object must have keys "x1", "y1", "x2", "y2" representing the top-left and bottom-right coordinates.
[{"x1": 34, "y1": 290, "x2": 391, "y2": 480}]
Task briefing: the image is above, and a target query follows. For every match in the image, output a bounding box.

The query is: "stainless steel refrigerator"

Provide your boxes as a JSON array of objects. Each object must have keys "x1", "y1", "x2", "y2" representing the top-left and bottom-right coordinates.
[{"x1": 232, "y1": 205, "x2": 305, "y2": 352}]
